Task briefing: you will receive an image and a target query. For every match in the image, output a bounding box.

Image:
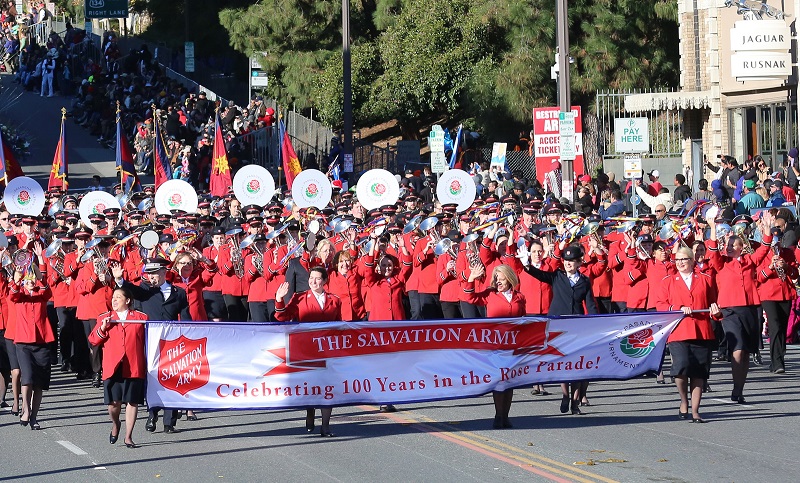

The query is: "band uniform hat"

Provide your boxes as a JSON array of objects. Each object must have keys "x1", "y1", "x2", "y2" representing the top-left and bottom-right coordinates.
[{"x1": 562, "y1": 245, "x2": 583, "y2": 261}]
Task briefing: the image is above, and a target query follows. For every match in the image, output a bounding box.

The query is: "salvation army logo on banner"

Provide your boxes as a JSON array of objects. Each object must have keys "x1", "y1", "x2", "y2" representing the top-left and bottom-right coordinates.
[
  {"x1": 619, "y1": 328, "x2": 655, "y2": 358},
  {"x1": 158, "y1": 335, "x2": 210, "y2": 396}
]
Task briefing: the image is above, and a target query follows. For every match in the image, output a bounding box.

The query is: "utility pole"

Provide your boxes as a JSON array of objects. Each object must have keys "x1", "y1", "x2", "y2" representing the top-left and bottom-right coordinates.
[
  {"x1": 342, "y1": 0, "x2": 354, "y2": 180},
  {"x1": 556, "y1": 0, "x2": 572, "y2": 201}
]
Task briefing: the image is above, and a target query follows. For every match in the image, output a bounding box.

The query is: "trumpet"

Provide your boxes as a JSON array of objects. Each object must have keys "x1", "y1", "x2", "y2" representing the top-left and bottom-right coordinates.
[{"x1": 473, "y1": 213, "x2": 515, "y2": 232}]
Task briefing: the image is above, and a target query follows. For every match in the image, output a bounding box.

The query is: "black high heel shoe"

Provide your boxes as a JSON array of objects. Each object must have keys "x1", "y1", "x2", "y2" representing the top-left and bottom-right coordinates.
[
  {"x1": 305, "y1": 415, "x2": 315, "y2": 433},
  {"x1": 320, "y1": 428, "x2": 335, "y2": 437},
  {"x1": 560, "y1": 395, "x2": 570, "y2": 414},
  {"x1": 571, "y1": 400, "x2": 582, "y2": 415},
  {"x1": 30, "y1": 419, "x2": 40, "y2": 430},
  {"x1": 125, "y1": 441, "x2": 138, "y2": 448},
  {"x1": 110, "y1": 432, "x2": 118, "y2": 444},
  {"x1": 678, "y1": 411, "x2": 689, "y2": 420}
]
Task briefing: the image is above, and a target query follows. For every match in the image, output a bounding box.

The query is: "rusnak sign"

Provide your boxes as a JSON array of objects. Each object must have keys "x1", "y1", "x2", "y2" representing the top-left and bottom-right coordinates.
[
  {"x1": 729, "y1": 19, "x2": 791, "y2": 80},
  {"x1": 85, "y1": 0, "x2": 129, "y2": 19}
]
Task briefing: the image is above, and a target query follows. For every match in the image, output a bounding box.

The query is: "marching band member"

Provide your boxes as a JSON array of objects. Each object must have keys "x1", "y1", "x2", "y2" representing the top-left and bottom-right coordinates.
[
  {"x1": 706, "y1": 210, "x2": 773, "y2": 404},
  {"x1": 244, "y1": 234, "x2": 275, "y2": 322},
  {"x1": 327, "y1": 250, "x2": 367, "y2": 321},
  {"x1": 170, "y1": 250, "x2": 217, "y2": 322},
  {"x1": 89, "y1": 287, "x2": 148, "y2": 448},
  {"x1": 362, "y1": 231, "x2": 413, "y2": 321},
  {"x1": 202, "y1": 227, "x2": 228, "y2": 321},
  {"x1": 756, "y1": 227, "x2": 798, "y2": 374},
  {"x1": 656, "y1": 246, "x2": 720, "y2": 423},
  {"x1": 9, "y1": 245, "x2": 52, "y2": 430},
  {"x1": 463, "y1": 264, "x2": 526, "y2": 428},
  {"x1": 275, "y1": 267, "x2": 342, "y2": 437},
  {"x1": 218, "y1": 225, "x2": 248, "y2": 321}
]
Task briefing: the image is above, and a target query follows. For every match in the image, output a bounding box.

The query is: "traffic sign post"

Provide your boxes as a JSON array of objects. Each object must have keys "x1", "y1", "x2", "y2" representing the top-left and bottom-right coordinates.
[
  {"x1": 623, "y1": 153, "x2": 643, "y2": 179},
  {"x1": 184, "y1": 42, "x2": 195, "y2": 73},
  {"x1": 430, "y1": 125, "x2": 447, "y2": 173},
  {"x1": 559, "y1": 111, "x2": 576, "y2": 161}
]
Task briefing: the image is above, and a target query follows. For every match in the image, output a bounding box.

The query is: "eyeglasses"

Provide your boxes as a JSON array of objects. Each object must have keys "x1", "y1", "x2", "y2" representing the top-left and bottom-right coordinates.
[
  {"x1": 655, "y1": 209, "x2": 666, "y2": 213},
  {"x1": 674, "y1": 258, "x2": 691, "y2": 262}
]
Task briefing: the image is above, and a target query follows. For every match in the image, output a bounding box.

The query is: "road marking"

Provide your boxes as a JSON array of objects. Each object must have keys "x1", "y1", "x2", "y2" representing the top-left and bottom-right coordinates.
[
  {"x1": 56, "y1": 441, "x2": 88, "y2": 456},
  {"x1": 361, "y1": 405, "x2": 617, "y2": 483}
]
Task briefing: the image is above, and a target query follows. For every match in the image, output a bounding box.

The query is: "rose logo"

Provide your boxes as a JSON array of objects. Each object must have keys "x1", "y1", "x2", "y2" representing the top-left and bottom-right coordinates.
[
  {"x1": 371, "y1": 182, "x2": 386, "y2": 196},
  {"x1": 16, "y1": 190, "x2": 31, "y2": 206},
  {"x1": 92, "y1": 203, "x2": 106, "y2": 214},
  {"x1": 168, "y1": 193, "x2": 183, "y2": 207},
  {"x1": 305, "y1": 183, "x2": 319, "y2": 199},
  {"x1": 619, "y1": 328, "x2": 655, "y2": 358},
  {"x1": 246, "y1": 179, "x2": 261, "y2": 194},
  {"x1": 449, "y1": 180, "x2": 462, "y2": 196}
]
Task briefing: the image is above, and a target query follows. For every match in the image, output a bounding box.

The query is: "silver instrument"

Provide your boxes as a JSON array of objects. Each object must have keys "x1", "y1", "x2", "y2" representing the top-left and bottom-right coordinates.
[
  {"x1": 772, "y1": 235, "x2": 786, "y2": 281},
  {"x1": 434, "y1": 238, "x2": 458, "y2": 258},
  {"x1": 733, "y1": 223, "x2": 754, "y2": 254},
  {"x1": 226, "y1": 227, "x2": 244, "y2": 278},
  {"x1": 44, "y1": 238, "x2": 67, "y2": 280},
  {"x1": 419, "y1": 216, "x2": 442, "y2": 245}
]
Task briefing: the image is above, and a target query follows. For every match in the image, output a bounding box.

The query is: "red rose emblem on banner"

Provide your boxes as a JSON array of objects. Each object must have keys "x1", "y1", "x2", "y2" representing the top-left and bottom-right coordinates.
[
  {"x1": 247, "y1": 179, "x2": 260, "y2": 193},
  {"x1": 168, "y1": 193, "x2": 183, "y2": 207},
  {"x1": 305, "y1": 183, "x2": 319, "y2": 199},
  {"x1": 17, "y1": 190, "x2": 31, "y2": 206},
  {"x1": 449, "y1": 180, "x2": 462, "y2": 196},
  {"x1": 158, "y1": 335, "x2": 210, "y2": 396},
  {"x1": 619, "y1": 328, "x2": 655, "y2": 358},
  {"x1": 371, "y1": 182, "x2": 386, "y2": 196},
  {"x1": 92, "y1": 203, "x2": 106, "y2": 214}
]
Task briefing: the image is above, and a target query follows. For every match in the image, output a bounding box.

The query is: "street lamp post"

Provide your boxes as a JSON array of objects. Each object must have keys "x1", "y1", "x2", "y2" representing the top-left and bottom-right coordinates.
[
  {"x1": 556, "y1": 0, "x2": 572, "y2": 201},
  {"x1": 342, "y1": 0, "x2": 353, "y2": 180}
]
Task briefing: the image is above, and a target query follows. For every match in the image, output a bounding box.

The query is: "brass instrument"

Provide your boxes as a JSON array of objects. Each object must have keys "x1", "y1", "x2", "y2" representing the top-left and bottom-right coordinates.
[
  {"x1": 419, "y1": 216, "x2": 442, "y2": 245},
  {"x1": 226, "y1": 227, "x2": 244, "y2": 278},
  {"x1": 44, "y1": 238, "x2": 68, "y2": 280},
  {"x1": 239, "y1": 234, "x2": 264, "y2": 275},
  {"x1": 733, "y1": 224, "x2": 754, "y2": 254},
  {"x1": 462, "y1": 232, "x2": 483, "y2": 268}
]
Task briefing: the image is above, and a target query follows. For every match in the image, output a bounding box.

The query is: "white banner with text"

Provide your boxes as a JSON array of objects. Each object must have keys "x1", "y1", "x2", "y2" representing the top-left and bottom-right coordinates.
[{"x1": 145, "y1": 313, "x2": 682, "y2": 409}]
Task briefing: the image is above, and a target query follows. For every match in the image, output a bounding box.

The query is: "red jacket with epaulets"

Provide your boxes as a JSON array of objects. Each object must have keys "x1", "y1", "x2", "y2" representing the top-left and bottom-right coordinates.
[
  {"x1": 245, "y1": 252, "x2": 276, "y2": 303},
  {"x1": 756, "y1": 245, "x2": 798, "y2": 302},
  {"x1": 88, "y1": 309, "x2": 148, "y2": 379},
  {"x1": 462, "y1": 281, "x2": 526, "y2": 318},
  {"x1": 437, "y1": 249, "x2": 460, "y2": 303},
  {"x1": 169, "y1": 266, "x2": 215, "y2": 321},
  {"x1": 326, "y1": 268, "x2": 366, "y2": 321},
  {"x1": 46, "y1": 254, "x2": 74, "y2": 308},
  {"x1": 655, "y1": 272, "x2": 716, "y2": 343},
  {"x1": 202, "y1": 244, "x2": 225, "y2": 292},
  {"x1": 75, "y1": 261, "x2": 113, "y2": 320},
  {"x1": 363, "y1": 253, "x2": 412, "y2": 321},
  {"x1": 0, "y1": 272, "x2": 9, "y2": 331},
  {"x1": 505, "y1": 243, "x2": 557, "y2": 315},
  {"x1": 8, "y1": 282, "x2": 54, "y2": 344},
  {"x1": 403, "y1": 232, "x2": 420, "y2": 293},
  {"x1": 606, "y1": 233, "x2": 631, "y2": 303},
  {"x1": 413, "y1": 233, "x2": 440, "y2": 294},
  {"x1": 218, "y1": 243, "x2": 246, "y2": 297},
  {"x1": 274, "y1": 290, "x2": 342, "y2": 322},
  {"x1": 707, "y1": 236, "x2": 772, "y2": 307},
  {"x1": 622, "y1": 251, "x2": 650, "y2": 309}
]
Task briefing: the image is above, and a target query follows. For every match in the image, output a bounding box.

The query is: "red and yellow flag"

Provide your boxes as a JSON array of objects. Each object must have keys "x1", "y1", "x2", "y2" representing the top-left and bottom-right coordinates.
[
  {"x1": 210, "y1": 111, "x2": 232, "y2": 197},
  {"x1": 280, "y1": 119, "x2": 301, "y2": 189}
]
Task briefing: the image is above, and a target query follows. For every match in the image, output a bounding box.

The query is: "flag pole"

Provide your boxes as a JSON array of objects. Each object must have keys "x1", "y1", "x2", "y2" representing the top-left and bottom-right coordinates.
[
  {"x1": 116, "y1": 101, "x2": 123, "y2": 192},
  {"x1": 60, "y1": 107, "x2": 67, "y2": 190}
]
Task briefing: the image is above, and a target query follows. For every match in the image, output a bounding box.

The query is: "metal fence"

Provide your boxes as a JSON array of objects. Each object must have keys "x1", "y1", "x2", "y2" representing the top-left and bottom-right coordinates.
[{"x1": 594, "y1": 89, "x2": 684, "y2": 160}]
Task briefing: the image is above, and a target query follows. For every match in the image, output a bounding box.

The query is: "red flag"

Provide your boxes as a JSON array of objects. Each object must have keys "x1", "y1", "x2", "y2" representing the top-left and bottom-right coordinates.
[
  {"x1": 0, "y1": 129, "x2": 25, "y2": 186},
  {"x1": 280, "y1": 119, "x2": 301, "y2": 189},
  {"x1": 210, "y1": 111, "x2": 232, "y2": 197},
  {"x1": 48, "y1": 111, "x2": 69, "y2": 191},
  {"x1": 152, "y1": 116, "x2": 172, "y2": 189}
]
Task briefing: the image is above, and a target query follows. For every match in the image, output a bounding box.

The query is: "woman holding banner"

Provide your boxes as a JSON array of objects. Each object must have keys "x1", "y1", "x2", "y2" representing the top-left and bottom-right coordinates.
[
  {"x1": 275, "y1": 267, "x2": 342, "y2": 437},
  {"x1": 464, "y1": 264, "x2": 526, "y2": 429},
  {"x1": 89, "y1": 287, "x2": 148, "y2": 448},
  {"x1": 656, "y1": 247, "x2": 720, "y2": 423}
]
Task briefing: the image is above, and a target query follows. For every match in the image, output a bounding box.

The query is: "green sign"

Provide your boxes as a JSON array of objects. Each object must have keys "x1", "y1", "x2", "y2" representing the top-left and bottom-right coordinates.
[{"x1": 85, "y1": 0, "x2": 129, "y2": 19}]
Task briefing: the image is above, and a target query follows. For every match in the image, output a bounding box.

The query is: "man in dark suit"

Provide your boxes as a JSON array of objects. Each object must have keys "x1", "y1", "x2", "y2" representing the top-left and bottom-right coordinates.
[
  {"x1": 111, "y1": 258, "x2": 192, "y2": 434},
  {"x1": 284, "y1": 256, "x2": 309, "y2": 302}
]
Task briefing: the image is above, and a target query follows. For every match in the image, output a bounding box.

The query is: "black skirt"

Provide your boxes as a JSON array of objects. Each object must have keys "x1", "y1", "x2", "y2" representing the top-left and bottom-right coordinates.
[
  {"x1": 668, "y1": 339, "x2": 715, "y2": 379},
  {"x1": 204, "y1": 290, "x2": 226, "y2": 319},
  {"x1": 0, "y1": 330, "x2": 10, "y2": 373},
  {"x1": 4, "y1": 336, "x2": 18, "y2": 371},
  {"x1": 104, "y1": 370, "x2": 145, "y2": 405},
  {"x1": 16, "y1": 344, "x2": 52, "y2": 389}
]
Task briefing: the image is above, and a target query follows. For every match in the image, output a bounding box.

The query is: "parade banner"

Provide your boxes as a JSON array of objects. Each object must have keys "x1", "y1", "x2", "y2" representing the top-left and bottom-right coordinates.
[{"x1": 146, "y1": 313, "x2": 681, "y2": 409}]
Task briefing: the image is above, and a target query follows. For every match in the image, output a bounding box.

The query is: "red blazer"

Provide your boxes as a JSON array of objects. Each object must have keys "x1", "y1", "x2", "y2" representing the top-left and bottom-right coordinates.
[
  {"x1": 707, "y1": 237, "x2": 771, "y2": 307},
  {"x1": 756, "y1": 246, "x2": 798, "y2": 302},
  {"x1": 326, "y1": 269, "x2": 366, "y2": 321},
  {"x1": 462, "y1": 281, "x2": 526, "y2": 318},
  {"x1": 244, "y1": 252, "x2": 276, "y2": 303},
  {"x1": 607, "y1": 235, "x2": 631, "y2": 303},
  {"x1": 46, "y1": 254, "x2": 74, "y2": 308},
  {"x1": 655, "y1": 272, "x2": 716, "y2": 343},
  {"x1": 169, "y1": 268, "x2": 213, "y2": 321},
  {"x1": 413, "y1": 234, "x2": 439, "y2": 294},
  {"x1": 89, "y1": 310, "x2": 148, "y2": 379},
  {"x1": 363, "y1": 254, "x2": 410, "y2": 321},
  {"x1": 202, "y1": 245, "x2": 225, "y2": 292},
  {"x1": 506, "y1": 253, "x2": 557, "y2": 316},
  {"x1": 75, "y1": 261, "x2": 113, "y2": 321},
  {"x1": 9, "y1": 282, "x2": 54, "y2": 344},
  {"x1": 437, "y1": 251, "x2": 461, "y2": 303},
  {"x1": 218, "y1": 244, "x2": 246, "y2": 297},
  {"x1": 274, "y1": 290, "x2": 342, "y2": 322}
]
